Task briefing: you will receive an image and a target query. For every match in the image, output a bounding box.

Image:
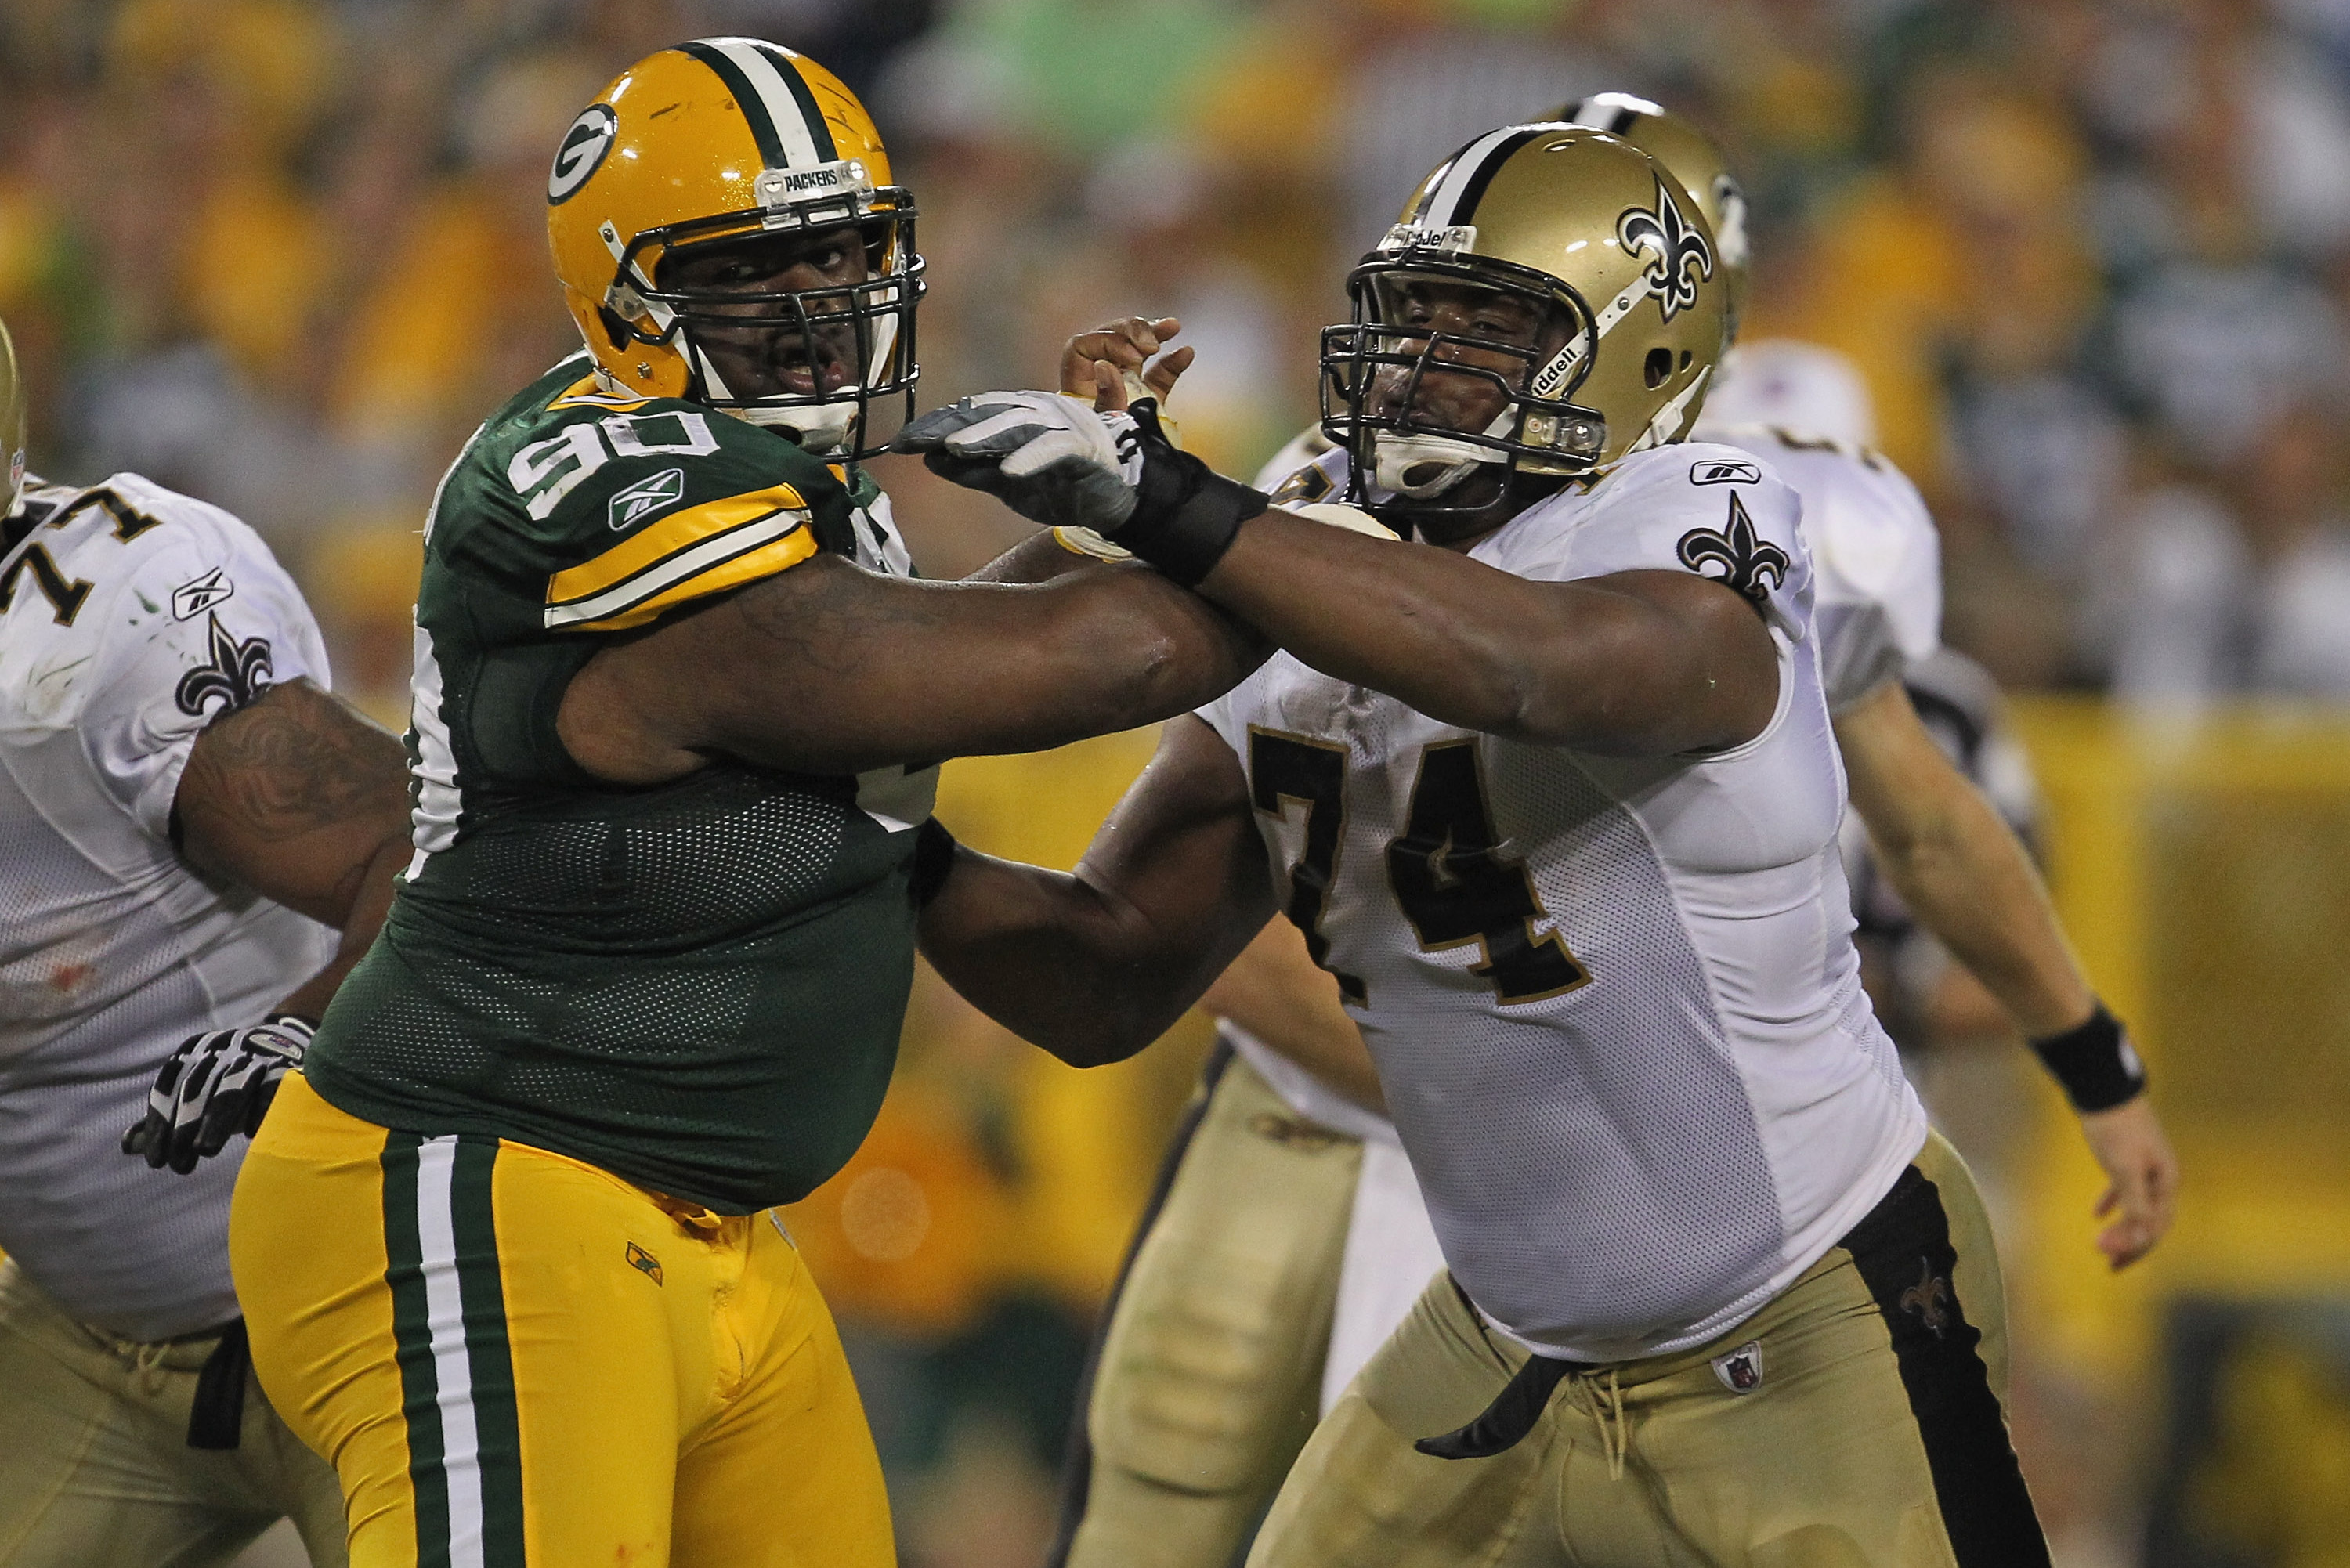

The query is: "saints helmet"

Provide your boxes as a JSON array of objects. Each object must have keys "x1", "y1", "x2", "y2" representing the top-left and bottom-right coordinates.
[
  {"x1": 1321, "y1": 125, "x2": 1727, "y2": 513},
  {"x1": 1557, "y1": 93, "x2": 1749, "y2": 336},
  {"x1": 546, "y1": 38, "x2": 922, "y2": 458},
  {"x1": 1, "y1": 316, "x2": 24, "y2": 519}
]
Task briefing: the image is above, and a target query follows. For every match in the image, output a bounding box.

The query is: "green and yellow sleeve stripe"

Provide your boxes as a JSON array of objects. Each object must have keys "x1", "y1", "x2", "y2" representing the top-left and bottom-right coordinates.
[{"x1": 544, "y1": 484, "x2": 817, "y2": 632}]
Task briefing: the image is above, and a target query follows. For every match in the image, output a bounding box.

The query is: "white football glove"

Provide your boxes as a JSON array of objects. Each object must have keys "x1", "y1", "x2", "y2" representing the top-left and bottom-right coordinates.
[
  {"x1": 897, "y1": 392, "x2": 1271, "y2": 585},
  {"x1": 895, "y1": 390, "x2": 1146, "y2": 533},
  {"x1": 123, "y1": 1015, "x2": 314, "y2": 1174}
]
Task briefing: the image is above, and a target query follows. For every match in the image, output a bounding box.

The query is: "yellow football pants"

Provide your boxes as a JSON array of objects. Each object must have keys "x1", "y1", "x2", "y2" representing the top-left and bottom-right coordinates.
[{"x1": 229, "y1": 1073, "x2": 894, "y2": 1568}]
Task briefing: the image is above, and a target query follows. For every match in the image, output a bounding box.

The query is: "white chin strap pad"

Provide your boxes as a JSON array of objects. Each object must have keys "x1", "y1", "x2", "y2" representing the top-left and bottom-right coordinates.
[
  {"x1": 734, "y1": 401, "x2": 860, "y2": 456},
  {"x1": 1370, "y1": 408, "x2": 1515, "y2": 499}
]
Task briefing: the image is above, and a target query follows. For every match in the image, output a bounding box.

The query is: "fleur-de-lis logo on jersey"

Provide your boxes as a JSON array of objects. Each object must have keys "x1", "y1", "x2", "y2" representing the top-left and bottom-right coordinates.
[
  {"x1": 1900, "y1": 1259, "x2": 1953, "y2": 1340},
  {"x1": 172, "y1": 612, "x2": 274, "y2": 718},
  {"x1": 1618, "y1": 177, "x2": 1716, "y2": 323},
  {"x1": 1676, "y1": 493, "x2": 1790, "y2": 605}
]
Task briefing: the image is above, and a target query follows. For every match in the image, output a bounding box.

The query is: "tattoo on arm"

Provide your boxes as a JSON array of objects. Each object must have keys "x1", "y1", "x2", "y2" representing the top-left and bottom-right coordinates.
[{"x1": 175, "y1": 678, "x2": 413, "y2": 926}]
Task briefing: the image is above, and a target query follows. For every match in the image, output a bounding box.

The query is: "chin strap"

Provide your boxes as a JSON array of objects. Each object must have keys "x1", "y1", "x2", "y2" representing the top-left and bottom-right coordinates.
[{"x1": 1368, "y1": 407, "x2": 1519, "y2": 498}]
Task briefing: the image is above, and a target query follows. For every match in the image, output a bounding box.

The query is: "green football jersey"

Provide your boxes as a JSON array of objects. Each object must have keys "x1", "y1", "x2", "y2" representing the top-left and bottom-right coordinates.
[{"x1": 307, "y1": 354, "x2": 938, "y2": 1212}]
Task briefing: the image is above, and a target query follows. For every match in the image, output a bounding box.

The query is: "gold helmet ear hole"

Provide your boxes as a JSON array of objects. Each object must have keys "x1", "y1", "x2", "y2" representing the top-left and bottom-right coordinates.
[
  {"x1": 1644, "y1": 347, "x2": 1672, "y2": 389},
  {"x1": 597, "y1": 305, "x2": 634, "y2": 350},
  {"x1": 1679, "y1": 350, "x2": 1692, "y2": 370}
]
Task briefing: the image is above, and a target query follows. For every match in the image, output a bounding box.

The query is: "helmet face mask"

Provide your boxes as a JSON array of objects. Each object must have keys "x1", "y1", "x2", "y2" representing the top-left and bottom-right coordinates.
[
  {"x1": 1321, "y1": 255, "x2": 1607, "y2": 515},
  {"x1": 1321, "y1": 126, "x2": 1727, "y2": 530},
  {"x1": 548, "y1": 41, "x2": 925, "y2": 461},
  {"x1": 620, "y1": 208, "x2": 924, "y2": 453}
]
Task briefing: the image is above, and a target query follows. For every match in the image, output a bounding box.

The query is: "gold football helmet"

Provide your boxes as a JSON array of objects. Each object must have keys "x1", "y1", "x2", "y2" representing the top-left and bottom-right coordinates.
[
  {"x1": 1557, "y1": 93, "x2": 1749, "y2": 335},
  {"x1": 546, "y1": 39, "x2": 922, "y2": 457},
  {"x1": 2, "y1": 316, "x2": 24, "y2": 519},
  {"x1": 1321, "y1": 125, "x2": 1727, "y2": 513}
]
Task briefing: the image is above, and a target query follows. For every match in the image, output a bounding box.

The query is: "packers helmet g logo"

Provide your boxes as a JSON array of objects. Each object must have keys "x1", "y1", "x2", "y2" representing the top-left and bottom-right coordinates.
[
  {"x1": 1618, "y1": 178, "x2": 1714, "y2": 323},
  {"x1": 548, "y1": 104, "x2": 619, "y2": 205}
]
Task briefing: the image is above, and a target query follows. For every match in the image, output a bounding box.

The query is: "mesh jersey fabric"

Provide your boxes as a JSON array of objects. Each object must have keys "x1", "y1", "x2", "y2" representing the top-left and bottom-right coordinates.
[
  {"x1": 305, "y1": 355, "x2": 936, "y2": 1214},
  {"x1": 1196, "y1": 441, "x2": 1925, "y2": 1363},
  {"x1": 0, "y1": 474, "x2": 334, "y2": 1339}
]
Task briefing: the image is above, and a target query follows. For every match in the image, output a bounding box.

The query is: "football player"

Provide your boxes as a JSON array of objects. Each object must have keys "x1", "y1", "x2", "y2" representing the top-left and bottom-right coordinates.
[
  {"x1": 223, "y1": 41, "x2": 1262, "y2": 1568},
  {"x1": 1031, "y1": 97, "x2": 2178, "y2": 1568},
  {"x1": 902, "y1": 125, "x2": 2073, "y2": 1563},
  {"x1": 1, "y1": 311, "x2": 411, "y2": 1565}
]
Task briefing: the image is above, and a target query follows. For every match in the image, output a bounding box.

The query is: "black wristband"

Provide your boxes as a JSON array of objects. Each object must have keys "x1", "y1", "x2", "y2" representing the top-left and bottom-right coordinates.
[
  {"x1": 2029, "y1": 1003, "x2": 2146, "y2": 1112},
  {"x1": 1109, "y1": 402, "x2": 1268, "y2": 587},
  {"x1": 909, "y1": 816, "x2": 959, "y2": 909}
]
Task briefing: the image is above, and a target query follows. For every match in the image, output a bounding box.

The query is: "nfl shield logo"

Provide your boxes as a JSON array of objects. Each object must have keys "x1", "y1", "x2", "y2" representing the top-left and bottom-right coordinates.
[{"x1": 1711, "y1": 1340, "x2": 1764, "y2": 1394}]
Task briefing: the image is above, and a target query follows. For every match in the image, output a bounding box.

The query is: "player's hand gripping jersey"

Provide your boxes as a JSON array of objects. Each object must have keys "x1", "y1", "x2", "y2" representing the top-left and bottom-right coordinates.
[
  {"x1": 1202, "y1": 442, "x2": 1928, "y2": 1363},
  {"x1": 305, "y1": 355, "x2": 936, "y2": 1213},
  {"x1": 0, "y1": 475, "x2": 332, "y2": 1340}
]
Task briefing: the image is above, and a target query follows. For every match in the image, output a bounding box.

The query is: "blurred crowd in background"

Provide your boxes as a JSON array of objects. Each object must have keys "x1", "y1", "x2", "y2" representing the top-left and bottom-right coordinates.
[{"x1": 7, "y1": 2, "x2": 2350, "y2": 1566}]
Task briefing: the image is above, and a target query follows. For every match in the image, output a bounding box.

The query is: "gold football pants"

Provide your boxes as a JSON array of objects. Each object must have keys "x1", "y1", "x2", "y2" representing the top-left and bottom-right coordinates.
[
  {"x1": 0, "y1": 1260, "x2": 345, "y2": 1568},
  {"x1": 1246, "y1": 1131, "x2": 2040, "y2": 1568},
  {"x1": 1053, "y1": 1050, "x2": 1364, "y2": 1568},
  {"x1": 229, "y1": 1073, "x2": 894, "y2": 1568}
]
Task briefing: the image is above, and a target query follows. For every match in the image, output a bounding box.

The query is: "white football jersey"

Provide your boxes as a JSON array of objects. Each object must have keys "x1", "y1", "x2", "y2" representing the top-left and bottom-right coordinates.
[
  {"x1": 1694, "y1": 421, "x2": 1942, "y2": 714},
  {"x1": 0, "y1": 474, "x2": 333, "y2": 1340},
  {"x1": 1198, "y1": 443, "x2": 1925, "y2": 1364}
]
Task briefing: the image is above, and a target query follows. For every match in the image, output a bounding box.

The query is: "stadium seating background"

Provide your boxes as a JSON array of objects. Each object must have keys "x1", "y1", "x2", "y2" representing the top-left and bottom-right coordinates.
[{"x1": 5, "y1": 2, "x2": 2346, "y2": 1564}]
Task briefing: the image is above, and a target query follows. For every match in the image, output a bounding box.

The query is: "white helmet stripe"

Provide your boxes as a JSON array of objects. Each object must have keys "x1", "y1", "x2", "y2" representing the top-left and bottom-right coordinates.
[
  {"x1": 1419, "y1": 125, "x2": 1546, "y2": 229},
  {"x1": 712, "y1": 39, "x2": 825, "y2": 169}
]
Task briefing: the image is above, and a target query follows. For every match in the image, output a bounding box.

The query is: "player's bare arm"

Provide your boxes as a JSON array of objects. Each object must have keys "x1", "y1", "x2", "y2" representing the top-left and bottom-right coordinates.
[
  {"x1": 172, "y1": 677, "x2": 411, "y2": 1020},
  {"x1": 1200, "y1": 527, "x2": 1777, "y2": 755},
  {"x1": 1836, "y1": 677, "x2": 2179, "y2": 1268},
  {"x1": 919, "y1": 714, "x2": 1272, "y2": 1067},
  {"x1": 905, "y1": 284, "x2": 1780, "y2": 758},
  {"x1": 559, "y1": 552, "x2": 1261, "y2": 785},
  {"x1": 126, "y1": 677, "x2": 413, "y2": 1172}
]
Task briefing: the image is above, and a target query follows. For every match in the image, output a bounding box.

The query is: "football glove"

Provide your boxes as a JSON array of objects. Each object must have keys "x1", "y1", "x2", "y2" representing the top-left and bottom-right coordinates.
[
  {"x1": 894, "y1": 392, "x2": 1267, "y2": 586},
  {"x1": 122, "y1": 1015, "x2": 315, "y2": 1174}
]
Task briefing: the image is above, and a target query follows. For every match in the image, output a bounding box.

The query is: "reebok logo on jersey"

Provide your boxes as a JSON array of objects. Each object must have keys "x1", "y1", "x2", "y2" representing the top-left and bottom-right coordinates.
[
  {"x1": 1689, "y1": 458, "x2": 1762, "y2": 486},
  {"x1": 609, "y1": 467, "x2": 687, "y2": 531},
  {"x1": 1710, "y1": 1340, "x2": 1764, "y2": 1393},
  {"x1": 170, "y1": 566, "x2": 234, "y2": 620}
]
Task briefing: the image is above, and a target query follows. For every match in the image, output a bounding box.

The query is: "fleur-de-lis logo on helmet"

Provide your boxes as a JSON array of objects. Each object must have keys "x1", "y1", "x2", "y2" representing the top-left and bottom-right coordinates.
[
  {"x1": 1617, "y1": 177, "x2": 1715, "y2": 323},
  {"x1": 1676, "y1": 493, "x2": 1790, "y2": 605}
]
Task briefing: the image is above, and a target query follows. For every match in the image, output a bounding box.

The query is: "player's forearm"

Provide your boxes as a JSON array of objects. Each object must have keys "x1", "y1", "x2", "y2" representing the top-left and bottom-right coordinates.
[
  {"x1": 1868, "y1": 779, "x2": 2094, "y2": 1038},
  {"x1": 271, "y1": 831, "x2": 407, "y2": 1021},
  {"x1": 918, "y1": 851, "x2": 1231, "y2": 1066},
  {"x1": 961, "y1": 530, "x2": 1097, "y2": 585},
  {"x1": 1198, "y1": 515, "x2": 1764, "y2": 754},
  {"x1": 728, "y1": 567, "x2": 1262, "y2": 771}
]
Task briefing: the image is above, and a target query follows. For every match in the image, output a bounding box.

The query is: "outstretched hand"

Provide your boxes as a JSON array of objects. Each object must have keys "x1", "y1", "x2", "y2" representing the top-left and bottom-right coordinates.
[
  {"x1": 2077, "y1": 1095, "x2": 2178, "y2": 1270},
  {"x1": 1061, "y1": 316, "x2": 1195, "y2": 412},
  {"x1": 893, "y1": 391, "x2": 1146, "y2": 532}
]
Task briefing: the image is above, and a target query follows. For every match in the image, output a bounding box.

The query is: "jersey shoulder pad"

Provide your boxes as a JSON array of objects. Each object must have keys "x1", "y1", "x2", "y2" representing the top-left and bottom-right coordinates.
[
  {"x1": 1509, "y1": 443, "x2": 1812, "y2": 637},
  {"x1": 467, "y1": 377, "x2": 854, "y2": 636}
]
